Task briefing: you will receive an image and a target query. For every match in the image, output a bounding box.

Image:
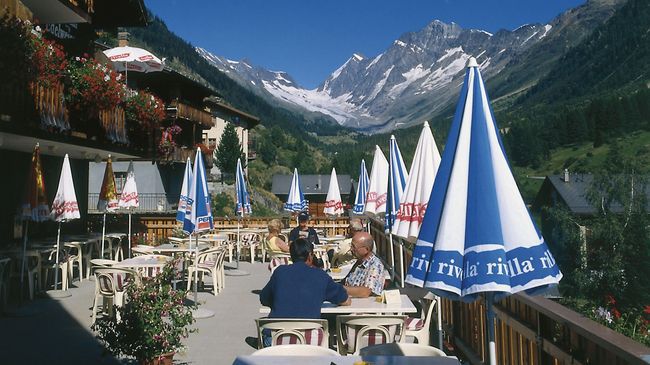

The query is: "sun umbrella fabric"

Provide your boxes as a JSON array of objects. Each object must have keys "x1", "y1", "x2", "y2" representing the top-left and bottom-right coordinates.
[
  {"x1": 364, "y1": 145, "x2": 389, "y2": 217},
  {"x1": 97, "y1": 156, "x2": 119, "y2": 213},
  {"x1": 176, "y1": 158, "x2": 193, "y2": 223},
  {"x1": 391, "y1": 121, "x2": 441, "y2": 242},
  {"x1": 103, "y1": 46, "x2": 164, "y2": 73},
  {"x1": 118, "y1": 161, "x2": 139, "y2": 209},
  {"x1": 352, "y1": 159, "x2": 370, "y2": 215},
  {"x1": 324, "y1": 168, "x2": 343, "y2": 216},
  {"x1": 405, "y1": 58, "x2": 562, "y2": 300},
  {"x1": 235, "y1": 158, "x2": 252, "y2": 217},
  {"x1": 385, "y1": 135, "x2": 409, "y2": 232},
  {"x1": 50, "y1": 154, "x2": 80, "y2": 222},
  {"x1": 283, "y1": 168, "x2": 308, "y2": 212},
  {"x1": 22, "y1": 144, "x2": 50, "y2": 222},
  {"x1": 183, "y1": 148, "x2": 213, "y2": 234}
]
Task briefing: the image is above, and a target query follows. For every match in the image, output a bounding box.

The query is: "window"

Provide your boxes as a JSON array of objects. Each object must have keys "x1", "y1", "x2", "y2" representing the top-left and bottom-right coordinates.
[{"x1": 115, "y1": 172, "x2": 127, "y2": 193}]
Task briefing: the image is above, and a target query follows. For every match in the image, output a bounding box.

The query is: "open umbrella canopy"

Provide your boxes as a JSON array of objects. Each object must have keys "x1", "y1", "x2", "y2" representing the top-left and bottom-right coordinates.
[
  {"x1": 97, "y1": 156, "x2": 118, "y2": 212},
  {"x1": 103, "y1": 46, "x2": 164, "y2": 73},
  {"x1": 324, "y1": 167, "x2": 343, "y2": 216},
  {"x1": 284, "y1": 168, "x2": 308, "y2": 213},
  {"x1": 352, "y1": 159, "x2": 370, "y2": 215},
  {"x1": 235, "y1": 158, "x2": 252, "y2": 217},
  {"x1": 385, "y1": 135, "x2": 409, "y2": 232},
  {"x1": 176, "y1": 158, "x2": 193, "y2": 223},
  {"x1": 50, "y1": 154, "x2": 80, "y2": 222},
  {"x1": 22, "y1": 143, "x2": 50, "y2": 222},
  {"x1": 406, "y1": 58, "x2": 562, "y2": 300},
  {"x1": 118, "y1": 161, "x2": 139, "y2": 209},
  {"x1": 392, "y1": 121, "x2": 441, "y2": 242},
  {"x1": 183, "y1": 148, "x2": 213, "y2": 234},
  {"x1": 364, "y1": 145, "x2": 389, "y2": 217}
]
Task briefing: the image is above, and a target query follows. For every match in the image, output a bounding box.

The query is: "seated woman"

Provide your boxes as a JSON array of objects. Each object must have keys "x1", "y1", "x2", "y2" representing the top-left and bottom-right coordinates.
[{"x1": 264, "y1": 218, "x2": 290, "y2": 255}]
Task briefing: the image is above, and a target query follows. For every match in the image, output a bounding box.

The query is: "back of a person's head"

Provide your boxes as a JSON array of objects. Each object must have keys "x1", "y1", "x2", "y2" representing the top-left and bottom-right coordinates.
[
  {"x1": 268, "y1": 219, "x2": 282, "y2": 233},
  {"x1": 290, "y1": 238, "x2": 312, "y2": 262}
]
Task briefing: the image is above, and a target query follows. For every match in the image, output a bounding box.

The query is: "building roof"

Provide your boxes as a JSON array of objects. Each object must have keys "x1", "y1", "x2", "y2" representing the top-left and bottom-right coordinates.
[
  {"x1": 271, "y1": 174, "x2": 353, "y2": 196},
  {"x1": 534, "y1": 174, "x2": 650, "y2": 215}
]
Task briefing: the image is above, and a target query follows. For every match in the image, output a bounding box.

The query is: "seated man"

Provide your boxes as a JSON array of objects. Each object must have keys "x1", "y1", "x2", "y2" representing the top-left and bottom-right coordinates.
[
  {"x1": 344, "y1": 232, "x2": 385, "y2": 298},
  {"x1": 260, "y1": 238, "x2": 350, "y2": 319},
  {"x1": 288, "y1": 212, "x2": 320, "y2": 246},
  {"x1": 329, "y1": 218, "x2": 364, "y2": 267}
]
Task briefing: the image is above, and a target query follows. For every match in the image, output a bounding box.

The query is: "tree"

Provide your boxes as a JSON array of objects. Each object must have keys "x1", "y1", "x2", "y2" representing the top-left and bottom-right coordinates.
[{"x1": 215, "y1": 123, "x2": 244, "y2": 182}]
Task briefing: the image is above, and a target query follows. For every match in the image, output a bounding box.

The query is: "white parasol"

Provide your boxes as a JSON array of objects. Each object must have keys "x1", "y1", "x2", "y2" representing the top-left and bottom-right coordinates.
[
  {"x1": 324, "y1": 167, "x2": 343, "y2": 216},
  {"x1": 102, "y1": 46, "x2": 164, "y2": 85},
  {"x1": 50, "y1": 154, "x2": 80, "y2": 295},
  {"x1": 118, "y1": 161, "x2": 139, "y2": 258},
  {"x1": 363, "y1": 145, "x2": 389, "y2": 217}
]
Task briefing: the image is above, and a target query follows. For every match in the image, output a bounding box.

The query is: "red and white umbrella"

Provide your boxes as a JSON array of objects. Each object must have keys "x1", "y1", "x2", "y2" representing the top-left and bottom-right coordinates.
[
  {"x1": 391, "y1": 121, "x2": 441, "y2": 241},
  {"x1": 20, "y1": 143, "x2": 50, "y2": 295},
  {"x1": 103, "y1": 46, "x2": 164, "y2": 73},
  {"x1": 118, "y1": 161, "x2": 139, "y2": 258},
  {"x1": 98, "y1": 155, "x2": 118, "y2": 257},
  {"x1": 50, "y1": 154, "x2": 80, "y2": 293},
  {"x1": 324, "y1": 167, "x2": 343, "y2": 216},
  {"x1": 363, "y1": 145, "x2": 389, "y2": 217}
]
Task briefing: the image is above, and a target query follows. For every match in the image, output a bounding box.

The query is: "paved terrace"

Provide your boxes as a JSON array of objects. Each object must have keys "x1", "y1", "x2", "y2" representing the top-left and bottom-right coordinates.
[{"x1": 0, "y1": 261, "x2": 270, "y2": 365}]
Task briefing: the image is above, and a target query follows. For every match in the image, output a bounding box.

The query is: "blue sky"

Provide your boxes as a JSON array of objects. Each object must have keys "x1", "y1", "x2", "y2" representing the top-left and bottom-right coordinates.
[{"x1": 144, "y1": 0, "x2": 586, "y2": 89}]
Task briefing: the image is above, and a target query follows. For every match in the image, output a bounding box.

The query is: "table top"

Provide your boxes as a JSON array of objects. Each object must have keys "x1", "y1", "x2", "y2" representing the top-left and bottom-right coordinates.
[
  {"x1": 260, "y1": 294, "x2": 416, "y2": 315},
  {"x1": 152, "y1": 243, "x2": 211, "y2": 253},
  {"x1": 114, "y1": 256, "x2": 171, "y2": 268},
  {"x1": 234, "y1": 355, "x2": 460, "y2": 365}
]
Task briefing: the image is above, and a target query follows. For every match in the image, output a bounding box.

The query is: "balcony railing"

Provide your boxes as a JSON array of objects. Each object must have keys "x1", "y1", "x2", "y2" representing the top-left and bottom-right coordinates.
[
  {"x1": 165, "y1": 146, "x2": 214, "y2": 168},
  {"x1": 168, "y1": 99, "x2": 212, "y2": 127},
  {"x1": 87, "y1": 193, "x2": 179, "y2": 214}
]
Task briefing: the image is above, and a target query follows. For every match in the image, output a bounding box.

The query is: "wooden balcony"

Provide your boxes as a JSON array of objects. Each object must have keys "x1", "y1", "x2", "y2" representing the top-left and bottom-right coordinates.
[
  {"x1": 167, "y1": 99, "x2": 213, "y2": 127},
  {"x1": 165, "y1": 145, "x2": 214, "y2": 168}
]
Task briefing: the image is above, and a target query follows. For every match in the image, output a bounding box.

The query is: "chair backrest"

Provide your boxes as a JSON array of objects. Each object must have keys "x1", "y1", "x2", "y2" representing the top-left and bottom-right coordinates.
[
  {"x1": 197, "y1": 247, "x2": 226, "y2": 267},
  {"x1": 268, "y1": 256, "x2": 291, "y2": 274},
  {"x1": 251, "y1": 344, "x2": 339, "y2": 356},
  {"x1": 94, "y1": 267, "x2": 139, "y2": 295},
  {"x1": 336, "y1": 314, "x2": 407, "y2": 355},
  {"x1": 416, "y1": 292, "x2": 436, "y2": 328},
  {"x1": 359, "y1": 343, "x2": 448, "y2": 357},
  {"x1": 240, "y1": 232, "x2": 261, "y2": 245},
  {"x1": 255, "y1": 318, "x2": 329, "y2": 349},
  {"x1": 132, "y1": 245, "x2": 154, "y2": 256}
]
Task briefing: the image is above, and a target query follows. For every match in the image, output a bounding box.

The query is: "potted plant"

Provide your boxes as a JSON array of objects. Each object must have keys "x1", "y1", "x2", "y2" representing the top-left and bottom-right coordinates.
[
  {"x1": 125, "y1": 90, "x2": 166, "y2": 129},
  {"x1": 92, "y1": 260, "x2": 196, "y2": 364}
]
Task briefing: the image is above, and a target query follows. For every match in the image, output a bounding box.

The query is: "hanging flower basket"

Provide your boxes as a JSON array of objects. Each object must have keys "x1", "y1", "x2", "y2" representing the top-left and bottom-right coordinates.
[{"x1": 125, "y1": 90, "x2": 166, "y2": 129}]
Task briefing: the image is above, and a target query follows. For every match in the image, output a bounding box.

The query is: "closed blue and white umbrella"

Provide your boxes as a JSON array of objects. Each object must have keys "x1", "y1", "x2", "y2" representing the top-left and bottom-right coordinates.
[
  {"x1": 284, "y1": 168, "x2": 308, "y2": 213},
  {"x1": 385, "y1": 135, "x2": 409, "y2": 286},
  {"x1": 235, "y1": 158, "x2": 252, "y2": 217},
  {"x1": 405, "y1": 58, "x2": 562, "y2": 365},
  {"x1": 183, "y1": 148, "x2": 214, "y2": 317},
  {"x1": 385, "y1": 135, "x2": 408, "y2": 232},
  {"x1": 352, "y1": 159, "x2": 369, "y2": 215},
  {"x1": 176, "y1": 157, "x2": 192, "y2": 223}
]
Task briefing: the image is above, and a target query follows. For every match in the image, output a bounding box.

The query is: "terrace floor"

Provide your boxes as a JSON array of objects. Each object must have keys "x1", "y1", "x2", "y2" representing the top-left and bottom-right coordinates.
[{"x1": 0, "y1": 260, "x2": 270, "y2": 365}]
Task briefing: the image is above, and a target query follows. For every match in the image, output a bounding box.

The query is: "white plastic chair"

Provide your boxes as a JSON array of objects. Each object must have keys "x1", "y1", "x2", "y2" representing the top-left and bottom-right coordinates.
[
  {"x1": 91, "y1": 267, "x2": 139, "y2": 324},
  {"x1": 64, "y1": 242, "x2": 83, "y2": 283},
  {"x1": 336, "y1": 314, "x2": 407, "y2": 355},
  {"x1": 240, "y1": 232, "x2": 262, "y2": 263},
  {"x1": 43, "y1": 248, "x2": 71, "y2": 291},
  {"x1": 405, "y1": 291, "x2": 437, "y2": 345},
  {"x1": 186, "y1": 247, "x2": 227, "y2": 295},
  {"x1": 131, "y1": 245, "x2": 155, "y2": 256},
  {"x1": 252, "y1": 344, "x2": 339, "y2": 356},
  {"x1": 255, "y1": 318, "x2": 330, "y2": 349},
  {"x1": 359, "y1": 343, "x2": 450, "y2": 357},
  {"x1": 0, "y1": 258, "x2": 11, "y2": 310}
]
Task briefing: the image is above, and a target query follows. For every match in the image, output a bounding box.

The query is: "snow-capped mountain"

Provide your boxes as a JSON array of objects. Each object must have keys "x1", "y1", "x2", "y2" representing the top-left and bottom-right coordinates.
[{"x1": 197, "y1": 0, "x2": 622, "y2": 132}]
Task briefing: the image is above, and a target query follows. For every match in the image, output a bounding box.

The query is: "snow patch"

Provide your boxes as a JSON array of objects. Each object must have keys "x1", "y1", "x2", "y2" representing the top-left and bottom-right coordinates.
[
  {"x1": 365, "y1": 66, "x2": 394, "y2": 103},
  {"x1": 389, "y1": 64, "x2": 430, "y2": 98},
  {"x1": 366, "y1": 54, "x2": 383, "y2": 70},
  {"x1": 420, "y1": 54, "x2": 469, "y2": 91},
  {"x1": 394, "y1": 40, "x2": 407, "y2": 47},
  {"x1": 437, "y1": 47, "x2": 464, "y2": 63},
  {"x1": 521, "y1": 31, "x2": 540, "y2": 45},
  {"x1": 352, "y1": 53, "x2": 364, "y2": 61},
  {"x1": 250, "y1": 80, "x2": 256, "y2": 85},
  {"x1": 539, "y1": 24, "x2": 552, "y2": 39},
  {"x1": 498, "y1": 48, "x2": 507, "y2": 54}
]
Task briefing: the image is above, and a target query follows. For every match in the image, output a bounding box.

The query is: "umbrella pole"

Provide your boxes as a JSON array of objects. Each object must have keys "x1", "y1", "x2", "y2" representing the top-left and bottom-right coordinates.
[
  {"x1": 236, "y1": 218, "x2": 241, "y2": 269},
  {"x1": 101, "y1": 213, "x2": 106, "y2": 258},
  {"x1": 388, "y1": 233, "x2": 396, "y2": 284},
  {"x1": 398, "y1": 242, "x2": 404, "y2": 287},
  {"x1": 20, "y1": 220, "x2": 29, "y2": 296},
  {"x1": 435, "y1": 295, "x2": 443, "y2": 350},
  {"x1": 128, "y1": 211, "x2": 132, "y2": 258},
  {"x1": 54, "y1": 222, "x2": 61, "y2": 291},
  {"x1": 193, "y1": 233, "x2": 198, "y2": 304},
  {"x1": 486, "y1": 293, "x2": 497, "y2": 365}
]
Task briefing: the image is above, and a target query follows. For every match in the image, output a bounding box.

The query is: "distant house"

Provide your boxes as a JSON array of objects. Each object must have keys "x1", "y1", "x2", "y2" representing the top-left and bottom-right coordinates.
[
  {"x1": 271, "y1": 174, "x2": 354, "y2": 217},
  {"x1": 203, "y1": 98, "x2": 261, "y2": 179},
  {"x1": 533, "y1": 171, "x2": 650, "y2": 267}
]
